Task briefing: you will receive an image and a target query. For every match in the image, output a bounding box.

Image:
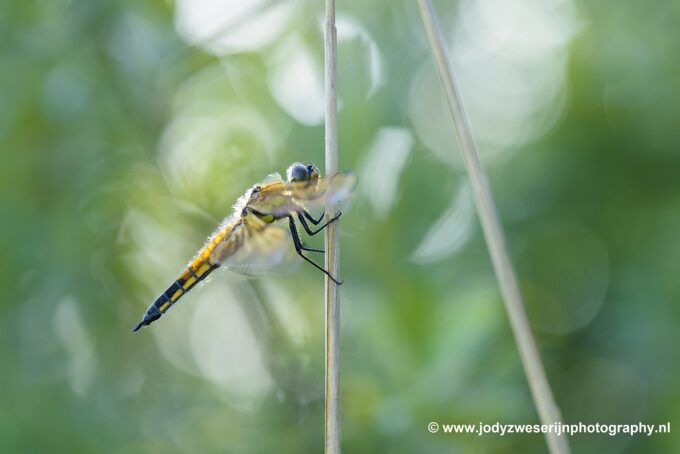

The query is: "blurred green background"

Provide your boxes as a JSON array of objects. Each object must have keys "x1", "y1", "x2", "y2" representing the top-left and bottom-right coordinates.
[{"x1": 2, "y1": 0, "x2": 679, "y2": 452}]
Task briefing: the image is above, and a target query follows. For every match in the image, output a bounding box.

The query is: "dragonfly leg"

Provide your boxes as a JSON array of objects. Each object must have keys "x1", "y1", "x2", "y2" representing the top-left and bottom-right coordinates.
[
  {"x1": 292, "y1": 218, "x2": 324, "y2": 253},
  {"x1": 302, "y1": 243, "x2": 324, "y2": 253},
  {"x1": 303, "y1": 210, "x2": 325, "y2": 225},
  {"x1": 297, "y1": 211, "x2": 342, "y2": 236},
  {"x1": 288, "y1": 217, "x2": 343, "y2": 285}
]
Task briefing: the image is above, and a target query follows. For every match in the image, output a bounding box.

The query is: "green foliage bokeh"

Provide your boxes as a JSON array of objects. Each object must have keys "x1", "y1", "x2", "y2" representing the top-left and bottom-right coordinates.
[{"x1": 1, "y1": 0, "x2": 679, "y2": 452}]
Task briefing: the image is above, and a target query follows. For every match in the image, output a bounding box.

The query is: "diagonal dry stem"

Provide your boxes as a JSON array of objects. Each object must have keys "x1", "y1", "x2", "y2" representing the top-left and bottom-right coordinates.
[{"x1": 416, "y1": 1, "x2": 570, "y2": 453}]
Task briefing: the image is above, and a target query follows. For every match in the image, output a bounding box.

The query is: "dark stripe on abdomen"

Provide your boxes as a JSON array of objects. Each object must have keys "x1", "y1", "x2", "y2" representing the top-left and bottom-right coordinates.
[
  {"x1": 157, "y1": 264, "x2": 220, "y2": 313},
  {"x1": 135, "y1": 262, "x2": 221, "y2": 332}
]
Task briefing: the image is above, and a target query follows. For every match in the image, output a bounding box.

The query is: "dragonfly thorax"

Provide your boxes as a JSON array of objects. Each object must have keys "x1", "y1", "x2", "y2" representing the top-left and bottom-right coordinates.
[{"x1": 242, "y1": 205, "x2": 276, "y2": 224}]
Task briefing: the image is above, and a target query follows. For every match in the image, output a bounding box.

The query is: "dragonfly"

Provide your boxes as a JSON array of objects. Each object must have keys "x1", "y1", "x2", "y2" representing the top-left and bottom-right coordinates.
[{"x1": 132, "y1": 162, "x2": 356, "y2": 332}]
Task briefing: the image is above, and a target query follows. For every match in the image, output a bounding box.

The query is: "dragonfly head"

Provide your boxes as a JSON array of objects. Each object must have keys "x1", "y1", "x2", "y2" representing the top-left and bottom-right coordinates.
[{"x1": 287, "y1": 162, "x2": 319, "y2": 185}]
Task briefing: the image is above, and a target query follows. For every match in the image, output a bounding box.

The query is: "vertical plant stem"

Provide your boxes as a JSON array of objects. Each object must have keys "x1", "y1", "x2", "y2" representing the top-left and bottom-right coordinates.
[
  {"x1": 416, "y1": 1, "x2": 570, "y2": 453},
  {"x1": 324, "y1": 0, "x2": 341, "y2": 453}
]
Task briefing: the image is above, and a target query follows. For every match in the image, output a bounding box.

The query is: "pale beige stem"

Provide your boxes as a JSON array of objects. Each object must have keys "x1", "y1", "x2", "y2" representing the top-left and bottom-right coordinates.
[{"x1": 324, "y1": 0, "x2": 341, "y2": 453}]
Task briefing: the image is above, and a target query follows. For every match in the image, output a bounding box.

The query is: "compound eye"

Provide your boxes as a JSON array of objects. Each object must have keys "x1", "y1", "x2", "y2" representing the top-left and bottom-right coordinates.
[
  {"x1": 310, "y1": 167, "x2": 319, "y2": 180},
  {"x1": 304, "y1": 163, "x2": 319, "y2": 180},
  {"x1": 288, "y1": 163, "x2": 310, "y2": 182}
]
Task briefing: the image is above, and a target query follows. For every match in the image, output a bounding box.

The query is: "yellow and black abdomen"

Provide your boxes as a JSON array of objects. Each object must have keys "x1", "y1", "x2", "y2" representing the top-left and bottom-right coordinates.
[
  {"x1": 132, "y1": 254, "x2": 219, "y2": 332},
  {"x1": 132, "y1": 218, "x2": 245, "y2": 332}
]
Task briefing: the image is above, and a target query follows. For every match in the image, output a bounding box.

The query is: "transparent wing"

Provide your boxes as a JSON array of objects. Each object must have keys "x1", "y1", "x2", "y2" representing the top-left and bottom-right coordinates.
[
  {"x1": 215, "y1": 222, "x2": 300, "y2": 276},
  {"x1": 288, "y1": 172, "x2": 357, "y2": 214},
  {"x1": 309, "y1": 172, "x2": 356, "y2": 205},
  {"x1": 249, "y1": 172, "x2": 357, "y2": 217},
  {"x1": 260, "y1": 172, "x2": 284, "y2": 185}
]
